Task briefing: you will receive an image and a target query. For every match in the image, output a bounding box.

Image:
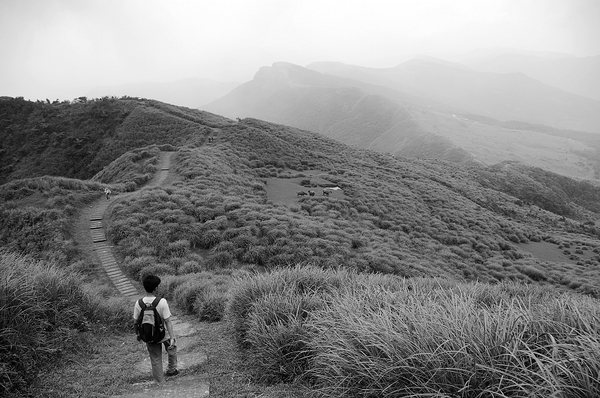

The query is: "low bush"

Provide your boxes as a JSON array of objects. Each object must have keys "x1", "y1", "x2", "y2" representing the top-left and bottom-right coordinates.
[{"x1": 193, "y1": 286, "x2": 228, "y2": 322}]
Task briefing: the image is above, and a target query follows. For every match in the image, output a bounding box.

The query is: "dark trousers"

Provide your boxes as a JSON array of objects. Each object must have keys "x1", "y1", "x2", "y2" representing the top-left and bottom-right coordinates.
[{"x1": 146, "y1": 340, "x2": 177, "y2": 383}]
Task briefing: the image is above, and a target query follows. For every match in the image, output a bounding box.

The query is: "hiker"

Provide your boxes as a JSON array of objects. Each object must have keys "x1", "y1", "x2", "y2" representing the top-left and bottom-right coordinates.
[
  {"x1": 104, "y1": 187, "x2": 111, "y2": 200},
  {"x1": 133, "y1": 275, "x2": 178, "y2": 385}
]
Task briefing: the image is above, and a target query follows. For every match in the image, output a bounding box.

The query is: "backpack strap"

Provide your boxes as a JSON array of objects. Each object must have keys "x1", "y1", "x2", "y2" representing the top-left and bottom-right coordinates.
[
  {"x1": 138, "y1": 298, "x2": 147, "y2": 310},
  {"x1": 151, "y1": 297, "x2": 162, "y2": 307}
]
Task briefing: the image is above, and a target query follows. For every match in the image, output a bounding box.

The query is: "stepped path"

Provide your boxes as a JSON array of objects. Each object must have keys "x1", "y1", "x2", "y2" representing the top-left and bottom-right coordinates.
[{"x1": 77, "y1": 151, "x2": 210, "y2": 397}]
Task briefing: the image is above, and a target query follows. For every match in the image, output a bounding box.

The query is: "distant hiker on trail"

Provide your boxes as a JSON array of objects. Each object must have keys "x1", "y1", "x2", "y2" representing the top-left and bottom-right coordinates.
[
  {"x1": 104, "y1": 187, "x2": 111, "y2": 200},
  {"x1": 133, "y1": 275, "x2": 178, "y2": 385}
]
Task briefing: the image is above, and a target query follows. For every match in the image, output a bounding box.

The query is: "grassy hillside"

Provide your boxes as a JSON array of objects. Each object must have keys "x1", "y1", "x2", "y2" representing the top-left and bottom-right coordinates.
[
  {"x1": 3, "y1": 97, "x2": 600, "y2": 395},
  {"x1": 98, "y1": 113, "x2": 600, "y2": 299},
  {"x1": 4, "y1": 97, "x2": 600, "y2": 293},
  {"x1": 0, "y1": 96, "x2": 219, "y2": 184}
]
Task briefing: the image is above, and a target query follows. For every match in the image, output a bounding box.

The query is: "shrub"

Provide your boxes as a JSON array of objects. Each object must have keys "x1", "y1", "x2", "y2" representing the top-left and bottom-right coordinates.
[
  {"x1": 516, "y1": 265, "x2": 547, "y2": 282},
  {"x1": 173, "y1": 279, "x2": 204, "y2": 313},
  {"x1": 123, "y1": 256, "x2": 157, "y2": 280},
  {"x1": 244, "y1": 291, "x2": 321, "y2": 383},
  {"x1": 206, "y1": 251, "x2": 234, "y2": 269},
  {"x1": 194, "y1": 286, "x2": 228, "y2": 322},
  {"x1": 179, "y1": 259, "x2": 206, "y2": 274},
  {"x1": 166, "y1": 240, "x2": 190, "y2": 258}
]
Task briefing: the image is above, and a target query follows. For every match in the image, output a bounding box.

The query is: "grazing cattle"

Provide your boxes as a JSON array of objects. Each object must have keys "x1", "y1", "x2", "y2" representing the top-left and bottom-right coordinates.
[
  {"x1": 297, "y1": 191, "x2": 308, "y2": 197},
  {"x1": 308, "y1": 190, "x2": 316, "y2": 196},
  {"x1": 322, "y1": 190, "x2": 331, "y2": 196}
]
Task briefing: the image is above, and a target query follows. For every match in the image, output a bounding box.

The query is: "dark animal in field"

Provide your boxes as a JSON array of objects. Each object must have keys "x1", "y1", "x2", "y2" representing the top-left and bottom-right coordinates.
[
  {"x1": 322, "y1": 190, "x2": 331, "y2": 196},
  {"x1": 308, "y1": 190, "x2": 316, "y2": 196},
  {"x1": 297, "y1": 191, "x2": 308, "y2": 196}
]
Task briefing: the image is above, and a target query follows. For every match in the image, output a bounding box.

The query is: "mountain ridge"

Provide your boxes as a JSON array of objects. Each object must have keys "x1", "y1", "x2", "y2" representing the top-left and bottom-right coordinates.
[
  {"x1": 308, "y1": 58, "x2": 600, "y2": 132},
  {"x1": 467, "y1": 53, "x2": 600, "y2": 101},
  {"x1": 202, "y1": 61, "x2": 600, "y2": 181}
]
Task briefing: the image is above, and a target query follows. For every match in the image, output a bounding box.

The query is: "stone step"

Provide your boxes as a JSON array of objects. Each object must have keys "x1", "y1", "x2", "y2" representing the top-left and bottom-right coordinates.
[
  {"x1": 105, "y1": 270, "x2": 122, "y2": 278},
  {"x1": 113, "y1": 279, "x2": 134, "y2": 287},
  {"x1": 115, "y1": 283, "x2": 134, "y2": 290},
  {"x1": 115, "y1": 375, "x2": 209, "y2": 397}
]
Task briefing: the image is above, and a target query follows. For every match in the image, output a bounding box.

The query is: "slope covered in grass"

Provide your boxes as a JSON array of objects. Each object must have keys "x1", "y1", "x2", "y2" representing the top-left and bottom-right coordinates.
[
  {"x1": 4, "y1": 97, "x2": 600, "y2": 295},
  {"x1": 0, "y1": 96, "x2": 223, "y2": 184},
  {"x1": 97, "y1": 114, "x2": 600, "y2": 299}
]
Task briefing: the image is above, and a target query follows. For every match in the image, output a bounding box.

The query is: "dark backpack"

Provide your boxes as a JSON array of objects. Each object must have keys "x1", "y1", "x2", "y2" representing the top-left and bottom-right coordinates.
[{"x1": 136, "y1": 297, "x2": 165, "y2": 344}]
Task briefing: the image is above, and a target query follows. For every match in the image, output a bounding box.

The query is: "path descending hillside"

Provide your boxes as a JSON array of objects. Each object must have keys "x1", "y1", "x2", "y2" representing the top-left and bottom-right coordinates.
[{"x1": 74, "y1": 151, "x2": 210, "y2": 397}]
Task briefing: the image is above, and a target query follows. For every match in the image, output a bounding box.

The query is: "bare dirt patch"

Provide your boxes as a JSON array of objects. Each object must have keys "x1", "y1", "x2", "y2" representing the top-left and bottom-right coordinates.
[
  {"x1": 265, "y1": 169, "x2": 345, "y2": 206},
  {"x1": 518, "y1": 241, "x2": 600, "y2": 265}
]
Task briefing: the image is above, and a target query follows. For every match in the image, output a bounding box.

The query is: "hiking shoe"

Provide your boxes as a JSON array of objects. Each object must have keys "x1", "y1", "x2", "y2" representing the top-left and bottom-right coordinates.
[{"x1": 166, "y1": 369, "x2": 179, "y2": 377}]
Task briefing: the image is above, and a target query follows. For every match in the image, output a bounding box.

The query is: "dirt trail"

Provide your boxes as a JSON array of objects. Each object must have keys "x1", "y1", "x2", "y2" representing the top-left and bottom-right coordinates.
[{"x1": 73, "y1": 151, "x2": 210, "y2": 397}]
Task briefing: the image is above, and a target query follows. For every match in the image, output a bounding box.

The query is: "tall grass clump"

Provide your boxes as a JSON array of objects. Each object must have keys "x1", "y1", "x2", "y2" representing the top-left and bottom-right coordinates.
[
  {"x1": 243, "y1": 289, "x2": 323, "y2": 383},
  {"x1": 0, "y1": 251, "x2": 131, "y2": 396},
  {"x1": 227, "y1": 265, "x2": 600, "y2": 396},
  {"x1": 157, "y1": 272, "x2": 232, "y2": 321},
  {"x1": 226, "y1": 265, "x2": 354, "y2": 381},
  {"x1": 307, "y1": 280, "x2": 600, "y2": 397}
]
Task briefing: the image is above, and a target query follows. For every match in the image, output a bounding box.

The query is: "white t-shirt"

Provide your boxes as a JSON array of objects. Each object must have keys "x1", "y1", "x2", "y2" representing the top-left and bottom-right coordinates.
[{"x1": 133, "y1": 296, "x2": 172, "y2": 343}]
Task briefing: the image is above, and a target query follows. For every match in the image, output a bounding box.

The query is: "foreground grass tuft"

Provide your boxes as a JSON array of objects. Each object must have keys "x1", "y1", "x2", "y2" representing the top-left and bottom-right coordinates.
[
  {"x1": 0, "y1": 251, "x2": 131, "y2": 396},
  {"x1": 227, "y1": 266, "x2": 600, "y2": 397}
]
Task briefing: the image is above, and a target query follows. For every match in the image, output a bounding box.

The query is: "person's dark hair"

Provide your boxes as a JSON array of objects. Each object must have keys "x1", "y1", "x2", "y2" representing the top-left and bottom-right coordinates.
[{"x1": 142, "y1": 275, "x2": 161, "y2": 293}]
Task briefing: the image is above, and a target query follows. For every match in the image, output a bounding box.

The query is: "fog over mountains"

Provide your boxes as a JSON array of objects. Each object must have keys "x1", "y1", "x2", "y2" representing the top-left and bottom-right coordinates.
[
  {"x1": 465, "y1": 53, "x2": 600, "y2": 102},
  {"x1": 202, "y1": 50, "x2": 600, "y2": 182},
  {"x1": 87, "y1": 78, "x2": 239, "y2": 109}
]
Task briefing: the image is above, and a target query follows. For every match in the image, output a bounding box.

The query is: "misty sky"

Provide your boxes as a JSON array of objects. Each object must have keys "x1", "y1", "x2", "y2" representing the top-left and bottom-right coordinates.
[{"x1": 1, "y1": 0, "x2": 599, "y2": 101}]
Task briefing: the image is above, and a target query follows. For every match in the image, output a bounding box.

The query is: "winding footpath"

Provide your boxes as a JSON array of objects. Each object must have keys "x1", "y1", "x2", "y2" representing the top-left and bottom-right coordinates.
[{"x1": 80, "y1": 152, "x2": 210, "y2": 397}]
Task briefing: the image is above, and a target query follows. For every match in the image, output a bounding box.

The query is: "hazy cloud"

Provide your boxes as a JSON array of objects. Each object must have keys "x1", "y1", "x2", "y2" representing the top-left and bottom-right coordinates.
[{"x1": 1, "y1": 0, "x2": 598, "y2": 101}]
